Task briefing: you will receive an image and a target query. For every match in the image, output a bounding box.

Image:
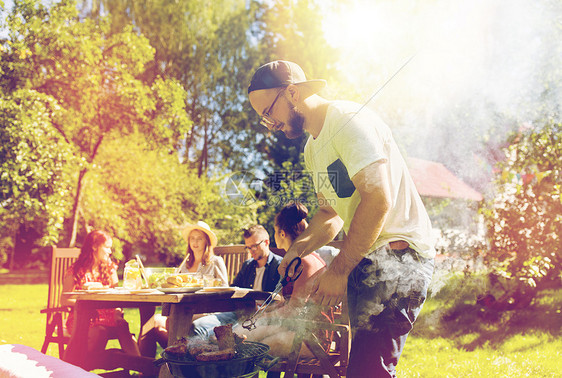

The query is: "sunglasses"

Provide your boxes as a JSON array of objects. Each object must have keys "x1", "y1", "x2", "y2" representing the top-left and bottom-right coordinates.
[{"x1": 259, "y1": 88, "x2": 285, "y2": 129}]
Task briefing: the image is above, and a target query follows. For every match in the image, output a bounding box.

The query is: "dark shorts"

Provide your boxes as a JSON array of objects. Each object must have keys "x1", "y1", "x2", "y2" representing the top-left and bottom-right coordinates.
[{"x1": 346, "y1": 244, "x2": 434, "y2": 377}]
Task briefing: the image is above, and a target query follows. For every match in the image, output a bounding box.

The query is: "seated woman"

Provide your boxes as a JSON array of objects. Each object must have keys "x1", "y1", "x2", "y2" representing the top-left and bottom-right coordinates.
[
  {"x1": 61, "y1": 230, "x2": 140, "y2": 356},
  {"x1": 234, "y1": 202, "x2": 333, "y2": 358},
  {"x1": 139, "y1": 221, "x2": 228, "y2": 357},
  {"x1": 177, "y1": 221, "x2": 228, "y2": 285}
]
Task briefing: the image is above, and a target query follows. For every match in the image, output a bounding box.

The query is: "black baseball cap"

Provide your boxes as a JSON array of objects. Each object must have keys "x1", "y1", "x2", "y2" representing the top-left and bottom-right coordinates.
[{"x1": 248, "y1": 60, "x2": 327, "y2": 94}]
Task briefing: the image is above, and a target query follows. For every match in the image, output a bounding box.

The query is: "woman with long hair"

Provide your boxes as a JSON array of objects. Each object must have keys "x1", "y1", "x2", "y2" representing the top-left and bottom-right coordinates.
[
  {"x1": 177, "y1": 221, "x2": 228, "y2": 285},
  {"x1": 62, "y1": 230, "x2": 140, "y2": 356}
]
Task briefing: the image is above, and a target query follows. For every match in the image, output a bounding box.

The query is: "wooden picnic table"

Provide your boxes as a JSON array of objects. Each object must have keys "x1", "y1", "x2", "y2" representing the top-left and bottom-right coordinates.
[{"x1": 62, "y1": 287, "x2": 277, "y2": 377}]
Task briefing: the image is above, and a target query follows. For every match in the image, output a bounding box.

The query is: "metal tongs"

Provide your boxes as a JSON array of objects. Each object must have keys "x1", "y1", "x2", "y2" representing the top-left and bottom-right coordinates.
[{"x1": 242, "y1": 257, "x2": 303, "y2": 330}]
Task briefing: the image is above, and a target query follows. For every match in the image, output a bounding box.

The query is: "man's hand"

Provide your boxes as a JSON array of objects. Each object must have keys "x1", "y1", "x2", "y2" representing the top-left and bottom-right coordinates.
[
  {"x1": 278, "y1": 249, "x2": 300, "y2": 278},
  {"x1": 310, "y1": 268, "x2": 348, "y2": 307}
]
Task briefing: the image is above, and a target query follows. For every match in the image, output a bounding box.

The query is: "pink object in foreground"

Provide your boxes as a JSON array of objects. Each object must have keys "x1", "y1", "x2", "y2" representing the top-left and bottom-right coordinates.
[{"x1": 0, "y1": 344, "x2": 101, "y2": 377}]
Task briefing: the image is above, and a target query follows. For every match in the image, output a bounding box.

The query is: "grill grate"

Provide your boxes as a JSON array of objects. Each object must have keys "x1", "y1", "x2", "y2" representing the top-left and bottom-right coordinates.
[
  {"x1": 235, "y1": 341, "x2": 269, "y2": 359},
  {"x1": 159, "y1": 341, "x2": 274, "y2": 377},
  {"x1": 163, "y1": 341, "x2": 270, "y2": 364}
]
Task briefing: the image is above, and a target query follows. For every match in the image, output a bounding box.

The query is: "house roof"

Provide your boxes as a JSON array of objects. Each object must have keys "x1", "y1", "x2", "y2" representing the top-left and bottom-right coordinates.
[{"x1": 407, "y1": 157, "x2": 483, "y2": 201}]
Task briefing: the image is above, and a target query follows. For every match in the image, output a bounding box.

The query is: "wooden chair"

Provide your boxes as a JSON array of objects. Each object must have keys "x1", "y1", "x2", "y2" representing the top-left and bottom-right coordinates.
[
  {"x1": 266, "y1": 241, "x2": 348, "y2": 377},
  {"x1": 264, "y1": 312, "x2": 351, "y2": 378},
  {"x1": 214, "y1": 245, "x2": 249, "y2": 284},
  {"x1": 42, "y1": 246, "x2": 156, "y2": 375},
  {"x1": 40, "y1": 246, "x2": 80, "y2": 357}
]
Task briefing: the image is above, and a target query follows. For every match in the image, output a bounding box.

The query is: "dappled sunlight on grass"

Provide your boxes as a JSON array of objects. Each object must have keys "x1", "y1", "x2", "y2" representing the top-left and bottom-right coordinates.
[
  {"x1": 402, "y1": 333, "x2": 561, "y2": 377},
  {"x1": 402, "y1": 271, "x2": 561, "y2": 377},
  {"x1": 500, "y1": 333, "x2": 553, "y2": 353},
  {"x1": 457, "y1": 332, "x2": 479, "y2": 346}
]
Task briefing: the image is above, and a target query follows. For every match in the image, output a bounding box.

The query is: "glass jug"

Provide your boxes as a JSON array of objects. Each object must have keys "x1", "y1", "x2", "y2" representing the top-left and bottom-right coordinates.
[{"x1": 123, "y1": 260, "x2": 142, "y2": 290}]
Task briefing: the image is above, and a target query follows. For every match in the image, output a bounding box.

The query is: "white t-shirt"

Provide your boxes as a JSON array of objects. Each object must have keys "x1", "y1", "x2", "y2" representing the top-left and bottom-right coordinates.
[
  {"x1": 315, "y1": 245, "x2": 340, "y2": 267},
  {"x1": 304, "y1": 101, "x2": 436, "y2": 259},
  {"x1": 253, "y1": 266, "x2": 266, "y2": 291}
]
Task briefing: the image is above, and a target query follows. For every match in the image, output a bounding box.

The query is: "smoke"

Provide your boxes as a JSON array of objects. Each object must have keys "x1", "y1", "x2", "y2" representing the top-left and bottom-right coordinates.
[
  {"x1": 234, "y1": 303, "x2": 324, "y2": 358},
  {"x1": 324, "y1": 0, "x2": 562, "y2": 192},
  {"x1": 354, "y1": 246, "x2": 434, "y2": 329}
]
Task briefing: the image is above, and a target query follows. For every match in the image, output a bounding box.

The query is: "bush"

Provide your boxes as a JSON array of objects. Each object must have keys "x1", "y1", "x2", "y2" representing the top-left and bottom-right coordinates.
[{"x1": 481, "y1": 119, "x2": 561, "y2": 290}]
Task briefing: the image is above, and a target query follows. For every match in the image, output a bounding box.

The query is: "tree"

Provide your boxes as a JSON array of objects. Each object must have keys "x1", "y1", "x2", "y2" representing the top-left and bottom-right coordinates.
[
  {"x1": 0, "y1": 90, "x2": 75, "y2": 266},
  {"x1": 83, "y1": 0, "x2": 268, "y2": 176},
  {"x1": 249, "y1": 0, "x2": 342, "y2": 234},
  {"x1": 79, "y1": 0, "x2": 343, "y2": 239},
  {"x1": 82, "y1": 132, "x2": 261, "y2": 264},
  {"x1": 0, "y1": 0, "x2": 267, "y2": 267},
  {"x1": 481, "y1": 119, "x2": 561, "y2": 294},
  {"x1": 1, "y1": 0, "x2": 191, "y2": 247}
]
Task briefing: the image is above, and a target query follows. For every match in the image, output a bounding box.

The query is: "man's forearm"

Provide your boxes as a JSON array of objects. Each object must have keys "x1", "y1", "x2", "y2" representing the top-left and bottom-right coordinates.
[
  {"x1": 330, "y1": 161, "x2": 392, "y2": 276},
  {"x1": 330, "y1": 195, "x2": 389, "y2": 276}
]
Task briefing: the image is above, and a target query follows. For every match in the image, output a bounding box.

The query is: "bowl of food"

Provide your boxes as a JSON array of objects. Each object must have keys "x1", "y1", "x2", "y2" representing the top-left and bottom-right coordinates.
[{"x1": 144, "y1": 267, "x2": 176, "y2": 288}]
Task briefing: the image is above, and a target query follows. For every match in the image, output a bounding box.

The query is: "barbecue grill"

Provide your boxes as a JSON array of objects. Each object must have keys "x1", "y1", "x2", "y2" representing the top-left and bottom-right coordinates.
[{"x1": 155, "y1": 341, "x2": 278, "y2": 378}]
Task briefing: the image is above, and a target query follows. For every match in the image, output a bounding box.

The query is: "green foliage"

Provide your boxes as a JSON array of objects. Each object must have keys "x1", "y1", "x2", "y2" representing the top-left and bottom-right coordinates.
[
  {"x1": 83, "y1": 132, "x2": 261, "y2": 264},
  {"x1": 0, "y1": 0, "x2": 201, "y2": 256},
  {"x1": 0, "y1": 0, "x2": 260, "y2": 267},
  {"x1": 481, "y1": 119, "x2": 562, "y2": 289},
  {"x1": 92, "y1": 0, "x2": 266, "y2": 175},
  {"x1": 0, "y1": 0, "x2": 342, "y2": 265},
  {"x1": 257, "y1": 159, "x2": 319, "y2": 243},
  {"x1": 87, "y1": 0, "x2": 342, "y2": 243},
  {"x1": 0, "y1": 90, "x2": 75, "y2": 245}
]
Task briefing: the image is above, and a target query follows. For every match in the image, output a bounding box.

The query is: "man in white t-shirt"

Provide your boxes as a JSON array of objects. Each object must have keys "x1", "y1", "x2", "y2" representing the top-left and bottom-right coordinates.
[{"x1": 248, "y1": 60, "x2": 435, "y2": 377}]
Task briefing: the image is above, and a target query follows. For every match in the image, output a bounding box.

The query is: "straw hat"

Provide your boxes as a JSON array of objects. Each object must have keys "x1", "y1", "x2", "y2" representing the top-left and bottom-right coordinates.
[{"x1": 181, "y1": 221, "x2": 218, "y2": 247}]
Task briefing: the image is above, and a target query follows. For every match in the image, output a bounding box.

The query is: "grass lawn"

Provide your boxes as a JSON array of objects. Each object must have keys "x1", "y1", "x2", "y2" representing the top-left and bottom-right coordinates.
[{"x1": 0, "y1": 270, "x2": 560, "y2": 377}]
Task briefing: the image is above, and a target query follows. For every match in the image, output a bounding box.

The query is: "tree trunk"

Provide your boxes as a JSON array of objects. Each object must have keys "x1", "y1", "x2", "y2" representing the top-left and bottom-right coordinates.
[
  {"x1": 68, "y1": 168, "x2": 88, "y2": 247},
  {"x1": 197, "y1": 119, "x2": 208, "y2": 178},
  {"x1": 8, "y1": 229, "x2": 16, "y2": 270}
]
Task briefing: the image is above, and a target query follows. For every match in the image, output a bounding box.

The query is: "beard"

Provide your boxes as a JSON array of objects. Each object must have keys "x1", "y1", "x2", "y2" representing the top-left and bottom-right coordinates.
[{"x1": 283, "y1": 106, "x2": 305, "y2": 139}]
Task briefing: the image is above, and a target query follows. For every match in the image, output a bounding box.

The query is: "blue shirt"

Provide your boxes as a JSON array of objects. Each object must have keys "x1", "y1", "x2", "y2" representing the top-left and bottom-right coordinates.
[{"x1": 231, "y1": 251, "x2": 282, "y2": 292}]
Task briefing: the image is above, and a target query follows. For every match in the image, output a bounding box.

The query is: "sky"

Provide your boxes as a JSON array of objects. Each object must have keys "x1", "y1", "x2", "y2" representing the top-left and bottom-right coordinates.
[{"x1": 321, "y1": 0, "x2": 561, "y2": 192}]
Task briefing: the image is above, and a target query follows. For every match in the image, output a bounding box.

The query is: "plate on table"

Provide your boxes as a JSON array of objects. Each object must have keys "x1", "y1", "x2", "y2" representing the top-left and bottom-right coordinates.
[
  {"x1": 201, "y1": 286, "x2": 238, "y2": 292},
  {"x1": 157, "y1": 286, "x2": 203, "y2": 294}
]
